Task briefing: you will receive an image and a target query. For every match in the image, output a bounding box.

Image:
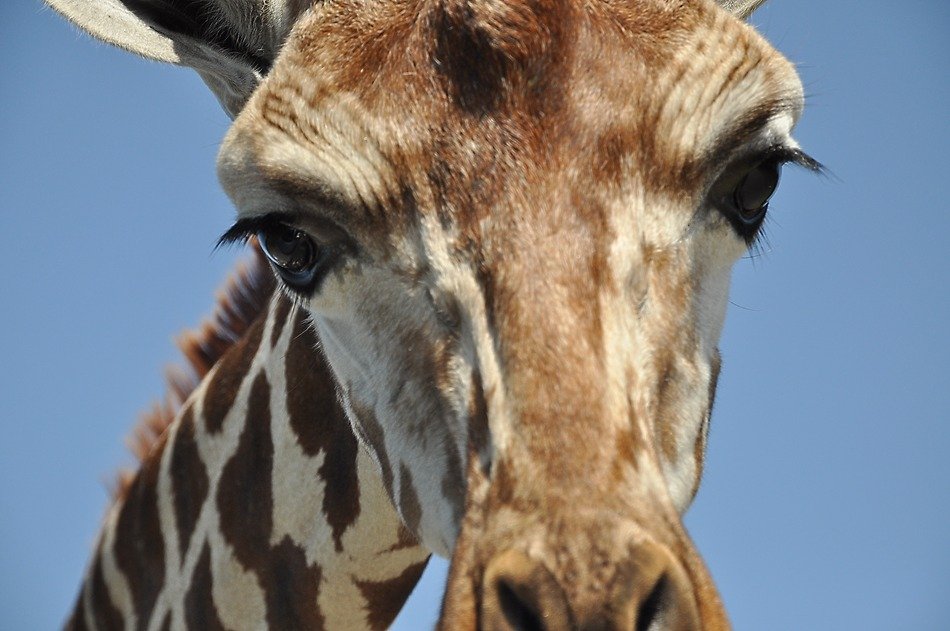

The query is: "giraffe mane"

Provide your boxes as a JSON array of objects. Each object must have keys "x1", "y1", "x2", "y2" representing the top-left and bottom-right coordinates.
[{"x1": 114, "y1": 240, "x2": 277, "y2": 498}]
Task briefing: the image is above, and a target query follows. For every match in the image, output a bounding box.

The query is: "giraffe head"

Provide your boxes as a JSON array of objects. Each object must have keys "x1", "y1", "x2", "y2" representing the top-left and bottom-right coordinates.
[{"x1": 51, "y1": 0, "x2": 817, "y2": 627}]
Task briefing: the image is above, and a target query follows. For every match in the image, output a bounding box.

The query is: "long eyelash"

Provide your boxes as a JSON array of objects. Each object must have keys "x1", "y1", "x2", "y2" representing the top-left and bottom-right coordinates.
[
  {"x1": 770, "y1": 146, "x2": 826, "y2": 174},
  {"x1": 746, "y1": 219, "x2": 773, "y2": 262},
  {"x1": 216, "y1": 213, "x2": 297, "y2": 250},
  {"x1": 743, "y1": 148, "x2": 823, "y2": 253}
]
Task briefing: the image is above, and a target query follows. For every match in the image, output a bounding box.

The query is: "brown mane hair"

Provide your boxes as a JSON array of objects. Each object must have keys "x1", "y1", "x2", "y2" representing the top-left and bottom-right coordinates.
[{"x1": 114, "y1": 242, "x2": 276, "y2": 497}]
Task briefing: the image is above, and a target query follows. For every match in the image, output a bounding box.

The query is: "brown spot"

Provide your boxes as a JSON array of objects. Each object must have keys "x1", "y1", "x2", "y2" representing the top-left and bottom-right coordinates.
[
  {"x1": 655, "y1": 358, "x2": 680, "y2": 463},
  {"x1": 269, "y1": 294, "x2": 293, "y2": 348},
  {"x1": 113, "y1": 433, "x2": 167, "y2": 631},
  {"x1": 488, "y1": 456, "x2": 516, "y2": 508},
  {"x1": 170, "y1": 406, "x2": 209, "y2": 564},
  {"x1": 216, "y1": 371, "x2": 274, "y2": 571},
  {"x1": 441, "y1": 444, "x2": 467, "y2": 527},
  {"x1": 613, "y1": 426, "x2": 641, "y2": 482},
  {"x1": 184, "y1": 543, "x2": 228, "y2": 631},
  {"x1": 88, "y1": 553, "x2": 123, "y2": 630},
  {"x1": 473, "y1": 264, "x2": 498, "y2": 347},
  {"x1": 467, "y1": 373, "x2": 489, "y2": 460},
  {"x1": 63, "y1": 592, "x2": 89, "y2": 631},
  {"x1": 262, "y1": 537, "x2": 325, "y2": 630},
  {"x1": 432, "y1": 0, "x2": 571, "y2": 115},
  {"x1": 398, "y1": 464, "x2": 422, "y2": 536},
  {"x1": 203, "y1": 314, "x2": 267, "y2": 434},
  {"x1": 431, "y1": 3, "x2": 508, "y2": 114},
  {"x1": 387, "y1": 523, "x2": 423, "y2": 553},
  {"x1": 356, "y1": 559, "x2": 429, "y2": 630},
  {"x1": 285, "y1": 311, "x2": 361, "y2": 551},
  {"x1": 284, "y1": 311, "x2": 339, "y2": 456},
  {"x1": 349, "y1": 396, "x2": 395, "y2": 500},
  {"x1": 210, "y1": 371, "x2": 327, "y2": 627},
  {"x1": 117, "y1": 244, "x2": 275, "y2": 498}
]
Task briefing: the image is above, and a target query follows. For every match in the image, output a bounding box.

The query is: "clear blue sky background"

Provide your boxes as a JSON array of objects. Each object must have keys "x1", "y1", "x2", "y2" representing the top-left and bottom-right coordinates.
[{"x1": 1, "y1": 1, "x2": 947, "y2": 629}]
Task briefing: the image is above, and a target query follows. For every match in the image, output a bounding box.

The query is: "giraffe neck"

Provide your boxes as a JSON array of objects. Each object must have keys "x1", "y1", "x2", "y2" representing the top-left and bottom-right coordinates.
[{"x1": 68, "y1": 290, "x2": 429, "y2": 630}]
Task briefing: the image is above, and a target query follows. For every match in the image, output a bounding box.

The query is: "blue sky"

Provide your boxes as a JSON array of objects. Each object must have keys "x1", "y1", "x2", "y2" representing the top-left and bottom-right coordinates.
[{"x1": 1, "y1": 1, "x2": 947, "y2": 629}]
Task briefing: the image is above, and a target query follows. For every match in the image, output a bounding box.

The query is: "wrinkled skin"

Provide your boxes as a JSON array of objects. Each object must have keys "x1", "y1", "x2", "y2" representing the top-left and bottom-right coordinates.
[
  {"x1": 217, "y1": 1, "x2": 807, "y2": 628},
  {"x1": 49, "y1": 0, "x2": 810, "y2": 627}
]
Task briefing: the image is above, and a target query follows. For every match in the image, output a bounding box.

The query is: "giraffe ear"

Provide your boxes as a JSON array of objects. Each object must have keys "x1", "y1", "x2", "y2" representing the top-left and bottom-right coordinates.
[
  {"x1": 44, "y1": 0, "x2": 306, "y2": 118},
  {"x1": 716, "y1": 0, "x2": 769, "y2": 19}
]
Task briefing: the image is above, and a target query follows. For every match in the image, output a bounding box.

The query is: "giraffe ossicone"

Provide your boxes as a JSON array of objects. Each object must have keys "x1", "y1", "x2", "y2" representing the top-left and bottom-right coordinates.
[{"x1": 51, "y1": 1, "x2": 818, "y2": 629}]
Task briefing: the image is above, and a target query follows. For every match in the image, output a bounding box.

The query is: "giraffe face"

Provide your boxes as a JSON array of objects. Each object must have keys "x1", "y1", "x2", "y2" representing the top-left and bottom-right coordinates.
[{"x1": 218, "y1": 0, "x2": 809, "y2": 626}]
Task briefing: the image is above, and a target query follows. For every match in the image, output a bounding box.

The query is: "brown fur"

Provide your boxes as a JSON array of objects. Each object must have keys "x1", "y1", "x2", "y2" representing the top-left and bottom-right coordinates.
[
  {"x1": 54, "y1": 0, "x2": 807, "y2": 627},
  {"x1": 115, "y1": 242, "x2": 276, "y2": 499},
  {"x1": 218, "y1": 2, "x2": 804, "y2": 627}
]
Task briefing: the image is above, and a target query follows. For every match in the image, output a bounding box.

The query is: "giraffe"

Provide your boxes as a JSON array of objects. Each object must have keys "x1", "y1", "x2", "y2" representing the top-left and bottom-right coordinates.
[
  {"x1": 50, "y1": 0, "x2": 820, "y2": 629},
  {"x1": 65, "y1": 246, "x2": 431, "y2": 630}
]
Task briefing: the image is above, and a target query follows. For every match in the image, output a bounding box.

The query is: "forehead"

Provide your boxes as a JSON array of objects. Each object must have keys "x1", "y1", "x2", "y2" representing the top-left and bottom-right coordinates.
[{"x1": 218, "y1": 0, "x2": 802, "y2": 229}]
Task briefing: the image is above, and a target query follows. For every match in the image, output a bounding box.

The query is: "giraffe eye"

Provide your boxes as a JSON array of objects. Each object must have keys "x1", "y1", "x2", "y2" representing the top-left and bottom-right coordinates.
[
  {"x1": 713, "y1": 157, "x2": 784, "y2": 244},
  {"x1": 258, "y1": 224, "x2": 324, "y2": 291},
  {"x1": 731, "y1": 160, "x2": 781, "y2": 225}
]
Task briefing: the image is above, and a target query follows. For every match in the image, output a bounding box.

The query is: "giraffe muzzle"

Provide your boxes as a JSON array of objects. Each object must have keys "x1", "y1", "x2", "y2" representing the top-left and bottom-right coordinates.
[{"x1": 479, "y1": 542, "x2": 701, "y2": 631}]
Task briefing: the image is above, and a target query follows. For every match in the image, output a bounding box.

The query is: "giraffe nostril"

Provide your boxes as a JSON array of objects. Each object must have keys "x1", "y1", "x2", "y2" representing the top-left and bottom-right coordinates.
[
  {"x1": 496, "y1": 577, "x2": 544, "y2": 631},
  {"x1": 635, "y1": 572, "x2": 669, "y2": 631},
  {"x1": 613, "y1": 543, "x2": 700, "y2": 631},
  {"x1": 481, "y1": 550, "x2": 570, "y2": 631}
]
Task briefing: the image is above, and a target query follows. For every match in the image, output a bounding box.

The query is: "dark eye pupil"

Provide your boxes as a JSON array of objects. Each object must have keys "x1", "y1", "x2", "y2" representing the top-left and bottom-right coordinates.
[
  {"x1": 734, "y1": 161, "x2": 781, "y2": 219},
  {"x1": 260, "y1": 226, "x2": 316, "y2": 273}
]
